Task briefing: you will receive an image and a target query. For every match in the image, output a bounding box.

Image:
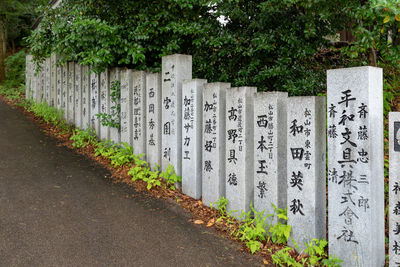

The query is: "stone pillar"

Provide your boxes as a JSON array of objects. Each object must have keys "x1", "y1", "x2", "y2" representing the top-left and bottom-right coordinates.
[
  {"x1": 90, "y1": 71, "x2": 100, "y2": 137},
  {"x1": 327, "y1": 67, "x2": 384, "y2": 266},
  {"x1": 146, "y1": 73, "x2": 162, "y2": 169},
  {"x1": 99, "y1": 69, "x2": 109, "y2": 140},
  {"x1": 286, "y1": 96, "x2": 326, "y2": 251},
  {"x1": 161, "y1": 54, "x2": 192, "y2": 175},
  {"x1": 109, "y1": 68, "x2": 121, "y2": 144},
  {"x1": 61, "y1": 63, "x2": 68, "y2": 120},
  {"x1": 56, "y1": 61, "x2": 63, "y2": 110},
  {"x1": 37, "y1": 62, "x2": 44, "y2": 103},
  {"x1": 50, "y1": 54, "x2": 57, "y2": 107},
  {"x1": 132, "y1": 71, "x2": 147, "y2": 156},
  {"x1": 225, "y1": 87, "x2": 256, "y2": 218},
  {"x1": 253, "y1": 92, "x2": 288, "y2": 223},
  {"x1": 202, "y1": 82, "x2": 229, "y2": 207},
  {"x1": 74, "y1": 63, "x2": 82, "y2": 128},
  {"x1": 25, "y1": 55, "x2": 33, "y2": 99},
  {"x1": 67, "y1": 62, "x2": 75, "y2": 125},
  {"x1": 120, "y1": 69, "x2": 133, "y2": 145},
  {"x1": 81, "y1": 65, "x2": 90, "y2": 130},
  {"x1": 390, "y1": 112, "x2": 400, "y2": 267},
  {"x1": 181, "y1": 79, "x2": 206, "y2": 199},
  {"x1": 44, "y1": 58, "x2": 51, "y2": 105}
]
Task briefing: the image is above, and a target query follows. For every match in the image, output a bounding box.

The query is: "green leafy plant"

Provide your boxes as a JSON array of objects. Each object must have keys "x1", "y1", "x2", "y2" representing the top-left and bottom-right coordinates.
[
  {"x1": 70, "y1": 127, "x2": 97, "y2": 148},
  {"x1": 108, "y1": 142, "x2": 134, "y2": 167},
  {"x1": 95, "y1": 80, "x2": 120, "y2": 130},
  {"x1": 160, "y1": 164, "x2": 181, "y2": 190},
  {"x1": 267, "y1": 204, "x2": 292, "y2": 245},
  {"x1": 271, "y1": 247, "x2": 302, "y2": 267}
]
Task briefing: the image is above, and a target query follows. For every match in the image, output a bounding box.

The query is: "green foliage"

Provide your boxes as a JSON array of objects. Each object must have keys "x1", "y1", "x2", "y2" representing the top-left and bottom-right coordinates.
[
  {"x1": 160, "y1": 164, "x2": 182, "y2": 190},
  {"x1": 4, "y1": 49, "x2": 27, "y2": 86},
  {"x1": 234, "y1": 205, "x2": 268, "y2": 254},
  {"x1": 0, "y1": 83, "x2": 24, "y2": 100},
  {"x1": 271, "y1": 247, "x2": 302, "y2": 267},
  {"x1": 96, "y1": 80, "x2": 121, "y2": 129},
  {"x1": 212, "y1": 196, "x2": 229, "y2": 218},
  {"x1": 27, "y1": 0, "x2": 356, "y2": 96},
  {"x1": 267, "y1": 204, "x2": 292, "y2": 245},
  {"x1": 108, "y1": 142, "x2": 134, "y2": 167},
  {"x1": 70, "y1": 127, "x2": 97, "y2": 148},
  {"x1": 128, "y1": 159, "x2": 161, "y2": 190}
]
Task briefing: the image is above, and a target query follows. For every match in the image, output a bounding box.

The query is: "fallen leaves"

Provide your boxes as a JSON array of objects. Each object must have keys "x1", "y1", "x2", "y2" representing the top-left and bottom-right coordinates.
[{"x1": 194, "y1": 219, "x2": 204, "y2": 225}]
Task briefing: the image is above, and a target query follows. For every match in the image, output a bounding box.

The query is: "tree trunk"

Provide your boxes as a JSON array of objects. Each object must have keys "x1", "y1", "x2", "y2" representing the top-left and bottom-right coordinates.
[{"x1": 0, "y1": 18, "x2": 6, "y2": 83}]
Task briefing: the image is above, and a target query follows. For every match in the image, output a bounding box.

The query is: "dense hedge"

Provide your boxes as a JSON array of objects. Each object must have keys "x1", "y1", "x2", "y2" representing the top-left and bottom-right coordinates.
[{"x1": 27, "y1": 0, "x2": 400, "y2": 96}]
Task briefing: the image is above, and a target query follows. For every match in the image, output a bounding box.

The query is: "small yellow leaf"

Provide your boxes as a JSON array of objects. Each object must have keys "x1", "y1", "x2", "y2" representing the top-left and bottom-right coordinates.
[
  {"x1": 194, "y1": 220, "x2": 204, "y2": 225},
  {"x1": 396, "y1": 14, "x2": 400, "y2": 21},
  {"x1": 383, "y1": 15, "x2": 390, "y2": 24},
  {"x1": 206, "y1": 218, "x2": 215, "y2": 227},
  {"x1": 263, "y1": 259, "x2": 269, "y2": 265}
]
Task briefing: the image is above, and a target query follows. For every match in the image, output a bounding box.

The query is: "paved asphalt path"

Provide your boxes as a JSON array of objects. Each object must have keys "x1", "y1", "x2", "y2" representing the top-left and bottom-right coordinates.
[{"x1": 0, "y1": 99, "x2": 262, "y2": 267}]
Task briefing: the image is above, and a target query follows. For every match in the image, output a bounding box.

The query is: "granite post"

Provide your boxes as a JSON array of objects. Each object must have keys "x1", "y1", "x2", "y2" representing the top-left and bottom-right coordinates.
[
  {"x1": 132, "y1": 71, "x2": 147, "y2": 156},
  {"x1": 225, "y1": 87, "x2": 256, "y2": 218},
  {"x1": 50, "y1": 54, "x2": 57, "y2": 107},
  {"x1": 253, "y1": 92, "x2": 288, "y2": 223},
  {"x1": 327, "y1": 67, "x2": 384, "y2": 266},
  {"x1": 109, "y1": 68, "x2": 121, "y2": 144},
  {"x1": 146, "y1": 73, "x2": 162, "y2": 169},
  {"x1": 181, "y1": 79, "x2": 206, "y2": 199},
  {"x1": 161, "y1": 54, "x2": 192, "y2": 176},
  {"x1": 286, "y1": 96, "x2": 326, "y2": 251},
  {"x1": 67, "y1": 62, "x2": 75, "y2": 125},
  {"x1": 90, "y1": 71, "x2": 100, "y2": 137},
  {"x1": 81, "y1": 65, "x2": 90, "y2": 129},
  {"x1": 120, "y1": 69, "x2": 133, "y2": 146},
  {"x1": 99, "y1": 70, "x2": 109, "y2": 140},
  {"x1": 202, "y1": 82, "x2": 229, "y2": 207},
  {"x1": 74, "y1": 63, "x2": 82, "y2": 128}
]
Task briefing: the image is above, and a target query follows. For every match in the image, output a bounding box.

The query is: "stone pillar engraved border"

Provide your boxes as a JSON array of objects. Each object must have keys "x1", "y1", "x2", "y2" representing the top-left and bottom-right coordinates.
[
  {"x1": 146, "y1": 73, "x2": 162, "y2": 169},
  {"x1": 81, "y1": 65, "x2": 90, "y2": 129},
  {"x1": 90, "y1": 70, "x2": 100, "y2": 137},
  {"x1": 327, "y1": 67, "x2": 384, "y2": 267},
  {"x1": 181, "y1": 79, "x2": 206, "y2": 200},
  {"x1": 120, "y1": 69, "x2": 133, "y2": 146},
  {"x1": 286, "y1": 96, "x2": 326, "y2": 251},
  {"x1": 202, "y1": 82, "x2": 229, "y2": 207},
  {"x1": 109, "y1": 68, "x2": 121, "y2": 144},
  {"x1": 253, "y1": 92, "x2": 288, "y2": 223},
  {"x1": 50, "y1": 54, "x2": 57, "y2": 107},
  {"x1": 25, "y1": 55, "x2": 33, "y2": 99},
  {"x1": 74, "y1": 63, "x2": 82, "y2": 128},
  {"x1": 225, "y1": 87, "x2": 256, "y2": 218},
  {"x1": 161, "y1": 54, "x2": 192, "y2": 176},
  {"x1": 132, "y1": 71, "x2": 147, "y2": 156},
  {"x1": 56, "y1": 61, "x2": 63, "y2": 111}
]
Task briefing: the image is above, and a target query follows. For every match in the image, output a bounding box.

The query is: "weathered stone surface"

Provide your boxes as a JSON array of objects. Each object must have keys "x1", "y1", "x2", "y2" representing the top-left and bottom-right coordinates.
[
  {"x1": 120, "y1": 69, "x2": 133, "y2": 146},
  {"x1": 61, "y1": 63, "x2": 68, "y2": 120},
  {"x1": 50, "y1": 54, "x2": 57, "y2": 107},
  {"x1": 202, "y1": 82, "x2": 229, "y2": 207},
  {"x1": 44, "y1": 58, "x2": 51, "y2": 105},
  {"x1": 99, "y1": 70, "x2": 109, "y2": 140},
  {"x1": 181, "y1": 79, "x2": 206, "y2": 200},
  {"x1": 225, "y1": 87, "x2": 256, "y2": 218},
  {"x1": 25, "y1": 55, "x2": 33, "y2": 99},
  {"x1": 67, "y1": 62, "x2": 75, "y2": 125},
  {"x1": 37, "y1": 62, "x2": 44, "y2": 103},
  {"x1": 286, "y1": 96, "x2": 326, "y2": 252},
  {"x1": 327, "y1": 67, "x2": 384, "y2": 267},
  {"x1": 390, "y1": 112, "x2": 400, "y2": 267},
  {"x1": 132, "y1": 71, "x2": 147, "y2": 156},
  {"x1": 109, "y1": 68, "x2": 121, "y2": 144},
  {"x1": 146, "y1": 73, "x2": 162, "y2": 169},
  {"x1": 161, "y1": 54, "x2": 192, "y2": 176},
  {"x1": 90, "y1": 71, "x2": 100, "y2": 137},
  {"x1": 74, "y1": 63, "x2": 82, "y2": 128},
  {"x1": 81, "y1": 65, "x2": 90, "y2": 130},
  {"x1": 56, "y1": 62, "x2": 63, "y2": 111},
  {"x1": 253, "y1": 92, "x2": 288, "y2": 223}
]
